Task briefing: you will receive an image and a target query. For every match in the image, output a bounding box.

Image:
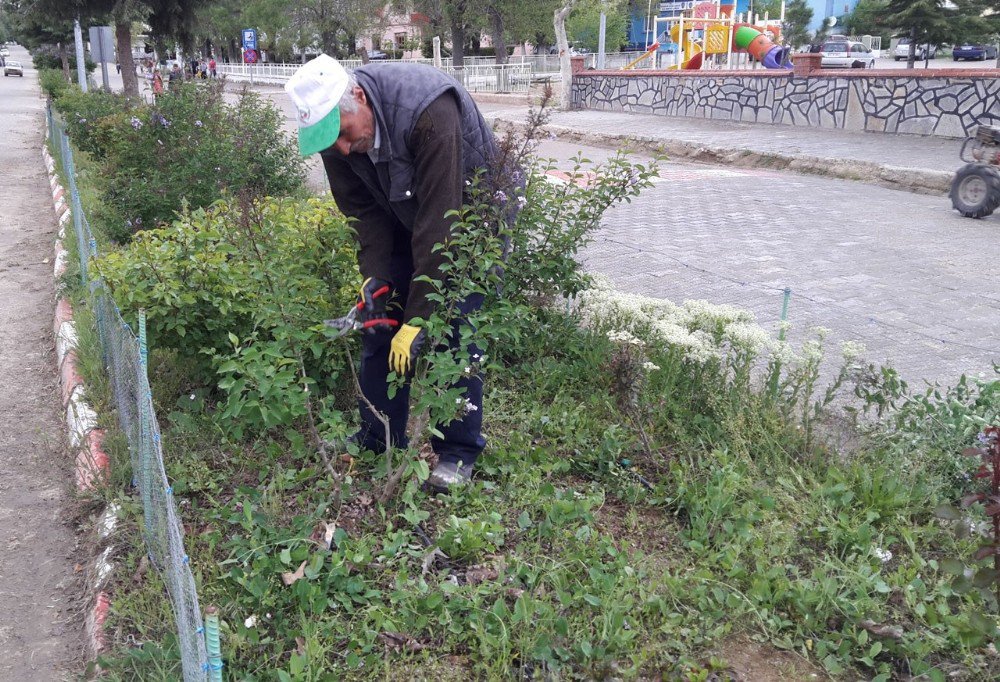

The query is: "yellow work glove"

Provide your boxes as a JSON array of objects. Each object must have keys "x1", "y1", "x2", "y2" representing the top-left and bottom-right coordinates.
[{"x1": 388, "y1": 323, "x2": 426, "y2": 375}]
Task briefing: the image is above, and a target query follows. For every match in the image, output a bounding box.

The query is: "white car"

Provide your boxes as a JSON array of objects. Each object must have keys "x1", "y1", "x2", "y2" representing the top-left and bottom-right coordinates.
[
  {"x1": 821, "y1": 40, "x2": 876, "y2": 69},
  {"x1": 4, "y1": 60, "x2": 23, "y2": 77},
  {"x1": 894, "y1": 38, "x2": 936, "y2": 61}
]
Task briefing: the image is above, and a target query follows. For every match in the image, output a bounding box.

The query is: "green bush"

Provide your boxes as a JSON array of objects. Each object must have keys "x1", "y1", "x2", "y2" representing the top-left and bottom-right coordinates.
[
  {"x1": 52, "y1": 87, "x2": 133, "y2": 158},
  {"x1": 95, "y1": 196, "x2": 358, "y2": 436},
  {"x1": 38, "y1": 68, "x2": 71, "y2": 100},
  {"x1": 31, "y1": 47, "x2": 96, "y2": 73},
  {"x1": 60, "y1": 81, "x2": 305, "y2": 242}
]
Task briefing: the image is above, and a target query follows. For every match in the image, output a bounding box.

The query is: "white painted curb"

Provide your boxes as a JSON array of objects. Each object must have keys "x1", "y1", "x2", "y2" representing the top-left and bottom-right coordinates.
[{"x1": 43, "y1": 140, "x2": 116, "y2": 660}]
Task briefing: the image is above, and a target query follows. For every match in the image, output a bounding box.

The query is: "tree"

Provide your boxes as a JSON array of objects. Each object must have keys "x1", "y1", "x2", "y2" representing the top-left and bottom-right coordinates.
[
  {"x1": 412, "y1": 0, "x2": 471, "y2": 66},
  {"x1": 566, "y1": 0, "x2": 628, "y2": 53},
  {"x1": 554, "y1": 0, "x2": 576, "y2": 110},
  {"x1": 844, "y1": 0, "x2": 889, "y2": 43},
  {"x1": 782, "y1": 0, "x2": 813, "y2": 48},
  {"x1": 884, "y1": 0, "x2": 955, "y2": 68}
]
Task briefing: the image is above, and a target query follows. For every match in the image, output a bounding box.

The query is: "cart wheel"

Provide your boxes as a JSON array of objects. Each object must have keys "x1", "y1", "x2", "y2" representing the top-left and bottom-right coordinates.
[{"x1": 950, "y1": 164, "x2": 1000, "y2": 218}]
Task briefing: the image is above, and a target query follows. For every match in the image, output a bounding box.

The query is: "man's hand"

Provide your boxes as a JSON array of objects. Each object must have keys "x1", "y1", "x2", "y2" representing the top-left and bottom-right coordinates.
[
  {"x1": 389, "y1": 324, "x2": 426, "y2": 375},
  {"x1": 357, "y1": 277, "x2": 397, "y2": 332}
]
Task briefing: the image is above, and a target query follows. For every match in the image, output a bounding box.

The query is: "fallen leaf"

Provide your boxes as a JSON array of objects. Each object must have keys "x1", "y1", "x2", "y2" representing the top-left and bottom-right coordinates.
[
  {"x1": 42, "y1": 258, "x2": 50, "y2": 264},
  {"x1": 505, "y1": 587, "x2": 525, "y2": 599},
  {"x1": 132, "y1": 555, "x2": 149, "y2": 584},
  {"x1": 281, "y1": 560, "x2": 307, "y2": 586},
  {"x1": 309, "y1": 521, "x2": 336, "y2": 549},
  {"x1": 421, "y1": 547, "x2": 447, "y2": 575},
  {"x1": 73, "y1": 563, "x2": 83, "y2": 574},
  {"x1": 465, "y1": 565, "x2": 499, "y2": 585},
  {"x1": 355, "y1": 493, "x2": 372, "y2": 507},
  {"x1": 295, "y1": 636, "x2": 307, "y2": 656},
  {"x1": 859, "y1": 619, "x2": 904, "y2": 640},
  {"x1": 379, "y1": 631, "x2": 426, "y2": 653},
  {"x1": 339, "y1": 454, "x2": 353, "y2": 464}
]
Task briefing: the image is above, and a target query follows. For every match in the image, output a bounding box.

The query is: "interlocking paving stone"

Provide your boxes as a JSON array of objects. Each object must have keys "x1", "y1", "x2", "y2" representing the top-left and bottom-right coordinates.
[{"x1": 535, "y1": 139, "x2": 999, "y2": 388}]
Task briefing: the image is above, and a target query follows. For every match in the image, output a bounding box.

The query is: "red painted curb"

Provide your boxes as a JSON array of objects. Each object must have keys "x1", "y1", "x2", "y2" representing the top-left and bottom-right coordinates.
[
  {"x1": 54, "y1": 298, "x2": 74, "y2": 339},
  {"x1": 87, "y1": 591, "x2": 110, "y2": 655},
  {"x1": 60, "y1": 350, "x2": 83, "y2": 406},
  {"x1": 76, "y1": 429, "x2": 110, "y2": 491},
  {"x1": 45, "y1": 144, "x2": 116, "y2": 666}
]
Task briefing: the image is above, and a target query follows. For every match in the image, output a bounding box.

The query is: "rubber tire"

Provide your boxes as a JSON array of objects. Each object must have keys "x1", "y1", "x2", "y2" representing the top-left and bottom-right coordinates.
[
  {"x1": 894, "y1": 56, "x2": 901, "y2": 61},
  {"x1": 950, "y1": 164, "x2": 1000, "y2": 218}
]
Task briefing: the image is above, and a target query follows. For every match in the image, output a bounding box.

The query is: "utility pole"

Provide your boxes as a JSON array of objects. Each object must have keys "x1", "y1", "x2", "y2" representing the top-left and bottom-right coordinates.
[
  {"x1": 74, "y1": 17, "x2": 88, "y2": 92},
  {"x1": 597, "y1": 5, "x2": 607, "y2": 69}
]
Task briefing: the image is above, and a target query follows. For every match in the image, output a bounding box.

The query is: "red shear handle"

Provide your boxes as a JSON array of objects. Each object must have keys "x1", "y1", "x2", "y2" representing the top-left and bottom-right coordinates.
[{"x1": 361, "y1": 318, "x2": 399, "y2": 330}]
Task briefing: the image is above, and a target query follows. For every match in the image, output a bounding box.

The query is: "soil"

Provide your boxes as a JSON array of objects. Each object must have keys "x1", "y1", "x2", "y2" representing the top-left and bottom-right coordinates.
[
  {"x1": 715, "y1": 635, "x2": 828, "y2": 681},
  {"x1": 0, "y1": 47, "x2": 84, "y2": 679}
]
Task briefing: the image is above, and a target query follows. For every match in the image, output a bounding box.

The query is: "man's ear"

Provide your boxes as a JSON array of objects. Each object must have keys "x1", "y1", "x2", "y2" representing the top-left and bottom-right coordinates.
[{"x1": 354, "y1": 86, "x2": 368, "y2": 106}]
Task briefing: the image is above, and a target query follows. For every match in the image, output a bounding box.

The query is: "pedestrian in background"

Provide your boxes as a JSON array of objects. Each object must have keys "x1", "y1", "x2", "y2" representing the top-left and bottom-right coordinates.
[
  {"x1": 152, "y1": 70, "x2": 164, "y2": 99},
  {"x1": 209, "y1": 57, "x2": 217, "y2": 78},
  {"x1": 168, "y1": 63, "x2": 182, "y2": 88}
]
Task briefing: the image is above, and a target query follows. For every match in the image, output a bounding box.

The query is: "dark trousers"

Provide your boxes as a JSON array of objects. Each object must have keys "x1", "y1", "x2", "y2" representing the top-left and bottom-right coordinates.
[{"x1": 355, "y1": 240, "x2": 486, "y2": 467}]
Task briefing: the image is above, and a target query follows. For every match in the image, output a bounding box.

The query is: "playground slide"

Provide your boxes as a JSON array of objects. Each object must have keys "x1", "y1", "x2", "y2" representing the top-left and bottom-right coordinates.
[
  {"x1": 734, "y1": 25, "x2": 791, "y2": 70},
  {"x1": 668, "y1": 25, "x2": 705, "y2": 70}
]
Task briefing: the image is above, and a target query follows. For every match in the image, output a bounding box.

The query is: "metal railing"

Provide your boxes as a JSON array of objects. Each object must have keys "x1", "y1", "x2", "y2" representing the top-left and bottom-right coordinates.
[{"x1": 217, "y1": 60, "x2": 532, "y2": 92}]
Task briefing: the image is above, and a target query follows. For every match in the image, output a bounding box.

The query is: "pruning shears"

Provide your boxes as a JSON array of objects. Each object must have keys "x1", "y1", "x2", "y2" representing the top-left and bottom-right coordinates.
[{"x1": 324, "y1": 283, "x2": 399, "y2": 338}]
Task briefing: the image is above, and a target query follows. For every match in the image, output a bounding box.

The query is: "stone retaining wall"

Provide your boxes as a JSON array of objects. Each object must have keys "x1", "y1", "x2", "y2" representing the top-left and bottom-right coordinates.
[{"x1": 570, "y1": 66, "x2": 1000, "y2": 138}]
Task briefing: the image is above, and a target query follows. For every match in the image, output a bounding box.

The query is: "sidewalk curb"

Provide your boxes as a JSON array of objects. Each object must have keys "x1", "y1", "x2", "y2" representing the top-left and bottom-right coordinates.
[
  {"x1": 41, "y1": 143, "x2": 117, "y2": 662},
  {"x1": 489, "y1": 116, "x2": 954, "y2": 196}
]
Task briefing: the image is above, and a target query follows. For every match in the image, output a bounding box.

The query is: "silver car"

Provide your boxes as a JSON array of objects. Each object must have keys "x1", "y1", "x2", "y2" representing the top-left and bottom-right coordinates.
[
  {"x1": 894, "y1": 38, "x2": 936, "y2": 61},
  {"x1": 4, "y1": 60, "x2": 23, "y2": 77},
  {"x1": 821, "y1": 41, "x2": 876, "y2": 69}
]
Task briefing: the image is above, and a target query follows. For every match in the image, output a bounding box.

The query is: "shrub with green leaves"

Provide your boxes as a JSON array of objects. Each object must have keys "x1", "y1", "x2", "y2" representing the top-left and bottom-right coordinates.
[
  {"x1": 52, "y1": 87, "x2": 133, "y2": 158},
  {"x1": 38, "y1": 68, "x2": 72, "y2": 100},
  {"x1": 57, "y1": 82, "x2": 305, "y2": 242},
  {"x1": 95, "y1": 196, "x2": 358, "y2": 437},
  {"x1": 30, "y1": 47, "x2": 95, "y2": 73}
]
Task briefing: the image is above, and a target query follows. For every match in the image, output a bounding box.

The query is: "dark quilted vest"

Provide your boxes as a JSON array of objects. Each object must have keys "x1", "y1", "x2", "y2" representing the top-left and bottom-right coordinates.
[{"x1": 345, "y1": 63, "x2": 498, "y2": 230}]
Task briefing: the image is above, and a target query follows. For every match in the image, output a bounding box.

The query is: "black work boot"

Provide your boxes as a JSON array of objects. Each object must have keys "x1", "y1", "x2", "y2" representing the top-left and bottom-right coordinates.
[{"x1": 426, "y1": 460, "x2": 473, "y2": 493}]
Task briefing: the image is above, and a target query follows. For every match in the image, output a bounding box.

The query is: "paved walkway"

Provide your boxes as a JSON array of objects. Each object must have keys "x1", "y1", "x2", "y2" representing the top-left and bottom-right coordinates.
[
  {"x1": 0, "y1": 45, "x2": 83, "y2": 679},
  {"x1": 484, "y1": 105, "x2": 962, "y2": 194},
  {"x1": 533, "y1": 139, "x2": 999, "y2": 388}
]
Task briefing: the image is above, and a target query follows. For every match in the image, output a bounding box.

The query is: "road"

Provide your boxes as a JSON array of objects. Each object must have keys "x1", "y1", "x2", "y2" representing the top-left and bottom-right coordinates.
[
  {"x1": 101, "y1": 68, "x2": 1000, "y2": 388},
  {"x1": 0, "y1": 45, "x2": 84, "y2": 680}
]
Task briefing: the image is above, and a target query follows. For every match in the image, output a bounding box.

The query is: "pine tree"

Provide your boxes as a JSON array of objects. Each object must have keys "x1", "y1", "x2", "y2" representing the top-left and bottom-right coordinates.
[
  {"x1": 885, "y1": 0, "x2": 954, "y2": 68},
  {"x1": 782, "y1": 0, "x2": 813, "y2": 48}
]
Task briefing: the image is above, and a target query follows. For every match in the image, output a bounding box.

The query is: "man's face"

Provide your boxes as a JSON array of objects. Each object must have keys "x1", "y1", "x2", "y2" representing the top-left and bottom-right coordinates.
[{"x1": 331, "y1": 86, "x2": 376, "y2": 156}]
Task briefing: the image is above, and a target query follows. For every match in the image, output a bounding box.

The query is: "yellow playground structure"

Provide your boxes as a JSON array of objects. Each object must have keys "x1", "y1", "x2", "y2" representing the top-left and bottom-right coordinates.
[{"x1": 625, "y1": 1, "x2": 788, "y2": 71}]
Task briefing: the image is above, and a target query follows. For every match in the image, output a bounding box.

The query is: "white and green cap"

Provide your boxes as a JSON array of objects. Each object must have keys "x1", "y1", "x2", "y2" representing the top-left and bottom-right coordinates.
[{"x1": 284, "y1": 54, "x2": 348, "y2": 156}]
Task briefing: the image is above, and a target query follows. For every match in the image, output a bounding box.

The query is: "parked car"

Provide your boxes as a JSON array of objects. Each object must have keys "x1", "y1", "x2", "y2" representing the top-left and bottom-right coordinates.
[
  {"x1": 367, "y1": 50, "x2": 388, "y2": 60},
  {"x1": 953, "y1": 43, "x2": 998, "y2": 61},
  {"x1": 894, "y1": 38, "x2": 937, "y2": 61},
  {"x1": 4, "y1": 60, "x2": 23, "y2": 77},
  {"x1": 820, "y1": 40, "x2": 876, "y2": 69}
]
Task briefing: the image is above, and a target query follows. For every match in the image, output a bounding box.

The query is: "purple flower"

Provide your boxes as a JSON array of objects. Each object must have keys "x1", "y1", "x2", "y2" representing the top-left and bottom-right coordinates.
[
  {"x1": 78, "y1": 118, "x2": 87, "y2": 124},
  {"x1": 494, "y1": 190, "x2": 507, "y2": 203},
  {"x1": 194, "y1": 120, "x2": 203, "y2": 127},
  {"x1": 130, "y1": 116, "x2": 143, "y2": 130}
]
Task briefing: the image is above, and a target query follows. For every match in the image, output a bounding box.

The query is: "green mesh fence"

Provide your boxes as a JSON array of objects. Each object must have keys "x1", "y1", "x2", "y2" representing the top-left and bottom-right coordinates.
[{"x1": 47, "y1": 104, "x2": 211, "y2": 682}]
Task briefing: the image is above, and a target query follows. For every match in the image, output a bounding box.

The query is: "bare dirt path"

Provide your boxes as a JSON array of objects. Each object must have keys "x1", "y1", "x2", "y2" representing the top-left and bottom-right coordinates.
[{"x1": 0, "y1": 46, "x2": 84, "y2": 680}]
